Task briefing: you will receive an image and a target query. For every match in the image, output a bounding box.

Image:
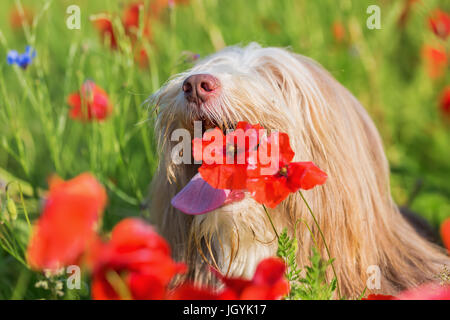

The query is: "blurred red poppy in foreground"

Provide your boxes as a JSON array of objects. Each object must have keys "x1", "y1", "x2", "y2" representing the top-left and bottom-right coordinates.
[
  {"x1": 68, "y1": 80, "x2": 113, "y2": 121},
  {"x1": 170, "y1": 257, "x2": 289, "y2": 300},
  {"x1": 168, "y1": 284, "x2": 235, "y2": 300},
  {"x1": 247, "y1": 133, "x2": 327, "y2": 208},
  {"x1": 441, "y1": 218, "x2": 450, "y2": 252},
  {"x1": 396, "y1": 283, "x2": 450, "y2": 300},
  {"x1": 423, "y1": 45, "x2": 448, "y2": 79},
  {"x1": 27, "y1": 173, "x2": 107, "y2": 270},
  {"x1": 89, "y1": 218, "x2": 186, "y2": 300},
  {"x1": 9, "y1": 6, "x2": 34, "y2": 30},
  {"x1": 363, "y1": 282, "x2": 450, "y2": 300},
  {"x1": 217, "y1": 257, "x2": 289, "y2": 299},
  {"x1": 428, "y1": 9, "x2": 450, "y2": 40},
  {"x1": 439, "y1": 86, "x2": 450, "y2": 117},
  {"x1": 362, "y1": 294, "x2": 395, "y2": 300}
]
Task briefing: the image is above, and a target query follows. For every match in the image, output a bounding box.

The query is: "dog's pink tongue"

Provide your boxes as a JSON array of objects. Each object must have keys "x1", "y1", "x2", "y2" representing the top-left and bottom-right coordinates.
[{"x1": 171, "y1": 173, "x2": 244, "y2": 215}]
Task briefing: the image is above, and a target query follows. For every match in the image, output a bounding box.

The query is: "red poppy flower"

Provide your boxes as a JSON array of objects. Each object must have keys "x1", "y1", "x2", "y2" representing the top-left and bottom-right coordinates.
[
  {"x1": 332, "y1": 21, "x2": 346, "y2": 43},
  {"x1": 93, "y1": 17, "x2": 117, "y2": 49},
  {"x1": 26, "y1": 173, "x2": 107, "y2": 270},
  {"x1": 169, "y1": 257, "x2": 289, "y2": 300},
  {"x1": 193, "y1": 121, "x2": 263, "y2": 190},
  {"x1": 93, "y1": 3, "x2": 149, "y2": 49},
  {"x1": 122, "y1": 2, "x2": 153, "y2": 40},
  {"x1": 428, "y1": 9, "x2": 450, "y2": 40},
  {"x1": 423, "y1": 45, "x2": 448, "y2": 79},
  {"x1": 93, "y1": 1, "x2": 190, "y2": 66},
  {"x1": 94, "y1": 1, "x2": 158, "y2": 46},
  {"x1": 89, "y1": 218, "x2": 186, "y2": 300},
  {"x1": 93, "y1": 2, "x2": 153, "y2": 66},
  {"x1": 92, "y1": 5, "x2": 141, "y2": 51},
  {"x1": 362, "y1": 294, "x2": 395, "y2": 300},
  {"x1": 68, "y1": 80, "x2": 113, "y2": 121},
  {"x1": 441, "y1": 218, "x2": 450, "y2": 252},
  {"x1": 123, "y1": 2, "x2": 143, "y2": 29},
  {"x1": 439, "y1": 86, "x2": 450, "y2": 117},
  {"x1": 396, "y1": 283, "x2": 450, "y2": 300},
  {"x1": 247, "y1": 133, "x2": 327, "y2": 208},
  {"x1": 9, "y1": 6, "x2": 34, "y2": 30},
  {"x1": 216, "y1": 257, "x2": 289, "y2": 299}
]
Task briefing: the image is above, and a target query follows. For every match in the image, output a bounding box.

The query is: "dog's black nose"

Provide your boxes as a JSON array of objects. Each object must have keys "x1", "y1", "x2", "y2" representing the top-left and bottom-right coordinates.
[{"x1": 182, "y1": 74, "x2": 220, "y2": 103}]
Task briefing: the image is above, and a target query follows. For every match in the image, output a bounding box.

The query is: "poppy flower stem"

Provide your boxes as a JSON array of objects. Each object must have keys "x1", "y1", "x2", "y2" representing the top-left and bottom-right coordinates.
[
  {"x1": 296, "y1": 218, "x2": 318, "y2": 250},
  {"x1": 18, "y1": 184, "x2": 31, "y2": 231},
  {"x1": 262, "y1": 204, "x2": 279, "y2": 239},
  {"x1": 298, "y1": 190, "x2": 341, "y2": 299}
]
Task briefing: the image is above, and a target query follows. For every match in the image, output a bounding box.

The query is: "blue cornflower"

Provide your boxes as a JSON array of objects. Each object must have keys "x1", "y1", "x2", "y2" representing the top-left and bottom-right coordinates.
[{"x1": 7, "y1": 46, "x2": 36, "y2": 69}]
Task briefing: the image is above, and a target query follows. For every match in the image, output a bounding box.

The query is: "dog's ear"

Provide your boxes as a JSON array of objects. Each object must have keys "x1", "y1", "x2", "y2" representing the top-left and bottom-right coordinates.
[
  {"x1": 252, "y1": 48, "x2": 330, "y2": 114},
  {"x1": 254, "y1": 53, "x2": 292, "y2": 94},
  {"x1": 257, "y1": 60, "x2": 285, "y2": 91}
]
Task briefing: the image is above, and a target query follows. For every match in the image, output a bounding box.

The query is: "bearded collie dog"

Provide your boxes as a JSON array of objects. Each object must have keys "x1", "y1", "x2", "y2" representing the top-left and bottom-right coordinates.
[{"x1": 148, "y1": 43, "x2": 449, "y2": 298}]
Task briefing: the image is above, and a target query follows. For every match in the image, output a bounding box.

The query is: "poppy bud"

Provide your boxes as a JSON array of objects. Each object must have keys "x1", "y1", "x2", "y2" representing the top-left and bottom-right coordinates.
[{"x1": 7, "y1": 198, "x2": 17, "y2": 221}]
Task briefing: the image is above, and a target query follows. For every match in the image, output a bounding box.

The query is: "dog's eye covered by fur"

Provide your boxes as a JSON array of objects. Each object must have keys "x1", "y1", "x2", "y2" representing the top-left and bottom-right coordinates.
[{"x1": 150, "y1": 43, "x2": 450, "y2": 298}]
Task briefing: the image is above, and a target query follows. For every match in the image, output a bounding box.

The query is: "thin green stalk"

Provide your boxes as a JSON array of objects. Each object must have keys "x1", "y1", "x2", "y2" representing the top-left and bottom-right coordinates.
[
  {"x1": 0, "y1": 73, "x2": 31, "y2": 178},
  {"x1": 18, "y1": 184, "x2": 32, "y2": 231},
  {"x1": 0, "y1": 227, "x2": 27, "y2": 267},
  {"x1": 298, "y1": 190, "x2": 341, "y2": 299},
  {"x1": 262, "y1": 204, "x2": 279, "y2": 239},
  {"x1": 358, "y1": 286, "x2": 368, "y2": 300},
  {"x1": 11, "y1": 268, "x2": 31, "y2": 300},
  {"x1": 296, "y1": 218, "x2": 318, "y2": 250}
]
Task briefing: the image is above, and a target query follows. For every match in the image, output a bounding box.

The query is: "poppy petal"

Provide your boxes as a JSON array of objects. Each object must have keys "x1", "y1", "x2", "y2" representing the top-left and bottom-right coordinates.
[
  {"x1": 252, "y1": 257, "x2": 287, "y2": 286},
  {"x1": 27, "y1": 173, "x2": 107, "y2": 270},
  {"x1": 287, "y1": 161, "x2": 327, "y2": 191},
  {"x1": 247, "y1": 175, "x2": 291, "y2": 208},
  {"x1": 440, "y1": 218, "x2": 450, "y2": 253}
]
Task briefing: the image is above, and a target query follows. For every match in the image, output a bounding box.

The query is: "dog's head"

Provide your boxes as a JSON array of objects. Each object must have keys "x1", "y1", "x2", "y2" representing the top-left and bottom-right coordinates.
[
  {"x1": 154, "y1": 42, "x2": 398, "y2": 204},
  {"x1": 150, "y1": 43, "x2": 450, "y2": 296},
  {"x1": 153, "y1": 43, "x2": 296, "y2": 133},
  {"x1": 153, "y1": 43, "x2": 361, "y2": 180}
]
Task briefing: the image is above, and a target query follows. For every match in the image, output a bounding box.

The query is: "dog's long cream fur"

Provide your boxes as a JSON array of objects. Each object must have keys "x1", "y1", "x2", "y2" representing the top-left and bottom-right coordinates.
[{"x1": 149, "y1": 43, "x2": 449, "y2": 298}]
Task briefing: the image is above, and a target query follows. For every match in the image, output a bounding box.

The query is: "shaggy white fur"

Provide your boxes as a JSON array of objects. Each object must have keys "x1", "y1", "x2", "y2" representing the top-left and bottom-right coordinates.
[{"x1": 149, "y1": 43, "x2": 449, "y2": 297}]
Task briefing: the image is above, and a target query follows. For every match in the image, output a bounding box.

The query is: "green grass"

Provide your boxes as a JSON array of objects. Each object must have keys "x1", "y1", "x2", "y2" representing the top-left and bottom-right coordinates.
[{"x1": 0, "y1": 0, "x2": 449, "y2": 299}]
